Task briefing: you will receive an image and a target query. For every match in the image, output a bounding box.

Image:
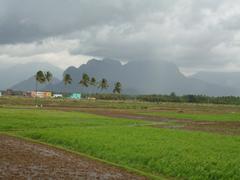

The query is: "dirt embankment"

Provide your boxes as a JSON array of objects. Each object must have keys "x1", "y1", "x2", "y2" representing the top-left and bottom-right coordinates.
[{"x1": 0, "y1": 135, "x2": 147, "y2": 180}]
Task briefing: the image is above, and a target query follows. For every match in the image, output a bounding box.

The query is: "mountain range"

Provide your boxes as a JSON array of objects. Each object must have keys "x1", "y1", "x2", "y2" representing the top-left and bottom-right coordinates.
[
  {"x1": 5, "y1": 59, "x2": 240, "y2": 96},
  {"x1": 0, "y1": 62, "x2": 63, "y2": 90},
  {"x1": 191, "y1": 71, "x2": 240, "y2": 90},
  {"x1": 42, "y1": 59, "x2": 238, "y2": 96},
  {"x1": 11, "y1": 76, "x2": 60, "y2": 91}
]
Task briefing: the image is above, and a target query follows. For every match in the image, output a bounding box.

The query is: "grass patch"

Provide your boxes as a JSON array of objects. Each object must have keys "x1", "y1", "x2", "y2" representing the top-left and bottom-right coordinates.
[{"x1": 139, "y1": 111, "x2": 240, "y2": 122}]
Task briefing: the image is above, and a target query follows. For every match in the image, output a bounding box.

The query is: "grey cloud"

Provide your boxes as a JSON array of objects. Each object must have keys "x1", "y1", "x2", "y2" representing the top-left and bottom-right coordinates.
[
  {"x1": 1, "y1": 0, "x2": 240, "y2": 72},
  {"x1": 0, "y1": 0, "x2": 176, "y2": 44}
]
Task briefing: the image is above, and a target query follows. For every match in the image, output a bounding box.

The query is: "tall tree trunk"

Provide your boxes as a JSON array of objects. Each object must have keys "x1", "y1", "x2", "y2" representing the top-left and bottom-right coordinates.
[{"x1": 35, "y1": 80, "x2": 38, "y2": 107}]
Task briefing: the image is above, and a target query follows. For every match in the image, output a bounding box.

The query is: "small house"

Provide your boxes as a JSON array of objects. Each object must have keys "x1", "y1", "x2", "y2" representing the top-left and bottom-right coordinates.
[
  {"x1": 70, "y1": 93, "x2": 81, "y2": 99},
  {"x1": 6, "y1": 89, "x2": 14, "y2": 96},
  {"x1": 53, "y1": 94, "x2": 63, "y2": 98},
  {"x1": 31, "y1": 91, "x2": 52, "y2": 98},
  {"x1": 24, "y1": 91, "x2": 32, "y2": 97},
  {"x1": 87, "y1": 97, "x2": 96, "y2": 101}
]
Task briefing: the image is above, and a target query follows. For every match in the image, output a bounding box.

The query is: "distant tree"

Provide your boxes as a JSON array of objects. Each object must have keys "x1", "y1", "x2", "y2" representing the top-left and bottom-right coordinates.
[
  {"x1": 89, "y1": 77, "x2": 97, "y2": 95},
  {"x1": 45, "y1": 71, "x2": 53, "y2": 83},
  {"x1": 35, "y1": 70, "x2": 46, "y2": 91},
  {"x1": 35, "y1": 70, "x2": 46, "y2": 106},
  {"x1": 45, "y1": 71, "x2": 53, "y2": 90},
  {"x1": 36, "y1": 70, "x2": 46, "y2": 83},
  {"x1": 90, "y1": 77, "x2": 97, "y2": 86},
  {"x1": 113, "y1": 81, "x2": 122, "y2": 94},
  {"x1": 79, "y1": 73, "x2": 90, "y2": 88},
  {"x1": 98, "y1": 78, "x2": 109, "y2": 91},
  {"x1": 63, "y1": 74, "x2": 72, "y2": 93},
  {"x1": 170, "y1": 92, "x2": 176, "y2": 97}
]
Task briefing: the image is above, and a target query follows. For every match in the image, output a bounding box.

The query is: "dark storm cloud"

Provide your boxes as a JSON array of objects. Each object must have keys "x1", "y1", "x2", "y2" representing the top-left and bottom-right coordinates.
[
  {"x1": 0, "y1": 0, "x2": 176, "y2": 44},
  {"x1": 1, "y1": 0, "x2": 240, "y2": 72}
]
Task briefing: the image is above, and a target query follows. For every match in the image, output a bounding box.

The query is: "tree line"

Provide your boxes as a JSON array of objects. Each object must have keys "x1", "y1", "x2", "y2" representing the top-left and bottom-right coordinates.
[
  {"x1": 86, "y1": 93, "x2": 240, "y2": 105},
  {"x1": 35, "y1": 70, "x2": 122, "y2": 94}
]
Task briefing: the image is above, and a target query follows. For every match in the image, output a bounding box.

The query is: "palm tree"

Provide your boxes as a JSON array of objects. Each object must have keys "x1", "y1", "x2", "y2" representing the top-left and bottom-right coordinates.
[
  {"x1": 90, "y1": 77, "x2": 97, "y2": 95},
  {"x1": 79, "y1": 73, "x2": 90, "y2": 87},
  {"x1": 90, "y1": 77, "x2": 97, "y2": 86},
  {"x1": 45, "y1": 71, "x2": 53, "y2": 91},
  {"x1": 63, "y1": 74, "x2": 72, "y2": 95},
  {"x1": 113, "y1": 81, "x2": 122, "y2": 94},
  {"x1": 45, "y1": 71, "x2": 53, "y2": 83},
  {"x1": 98, "y1": 78, "x2": 109, "y2": 92},
  {"x1": 79, "y1": 73, "x2": 90, "y2": 96},
  {"x1": 35, "y1": 70, "x2": 46, "y2": 106}
]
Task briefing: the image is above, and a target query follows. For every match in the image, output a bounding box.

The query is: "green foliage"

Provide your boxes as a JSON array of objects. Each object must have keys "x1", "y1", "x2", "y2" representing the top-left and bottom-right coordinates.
[
  {"x1": 0, "y1": 108, "x2": 240, "y2": 179},
  {"x1": 113, "y1": 81, "x2": 122, "y2": 94},
  {"x1": 137, "y1": 94, "x2": 240, "y2": 105},
  {"x1": 35, "y1": 70, "x2": 53, "y2": 84},
  {"x1": 63, "y1": 74, "x2": 72, "y2": 85},
  {"x1": 140, "y1": 111, "x2": 240, "y2": 122},
  {"x1": 45, "y1": 71, "x2": 53, "y2": 83},
  {"x1": 35, "y1": 70, "x2": 46, "y2": 84},
  {"x1": 98, "y1": 78, "x2": 109, "y2": 90},
  {"x1": 79, "y1": 73, "x2": 90, "y2": 87},
  {"x1": 90, "y1": 77, "x2": 97, "y2": 86}
]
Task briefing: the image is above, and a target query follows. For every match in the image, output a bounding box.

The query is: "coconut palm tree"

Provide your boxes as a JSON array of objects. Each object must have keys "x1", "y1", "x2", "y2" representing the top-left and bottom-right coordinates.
[
  {"x1": 113, "y1": 81, "x2": 122, "y2": 94},
  {"x1": 35, "y1": 70, "x2": 46, "y2": 106},
  {"x1": 90, "y1": 77, "x2": 97, "y2": 86},
  {"x1": 79, "y1": 73, "x2": 90, "y2": 87},
  {"x1": 90, "y1": 77, "x2": 97, "y2": 95},
  {"x1": 79, "y1": 73, "x2": 90, "y2": 96},
  {"x1": 98, "y1": 78, "x2": 109, "y2": 92},
  {"x1": 63, "y1": 74, "x2": 72, "y2": 94},
  {"x1": 35, "y1": 70, "x2": 46, "y2": 92},
  {"x1": 45, "y1": 71, "x2": 53, "y2": 91},
  {"x1": 45, "y1": 71, "x2": 53, "y2": 83}
]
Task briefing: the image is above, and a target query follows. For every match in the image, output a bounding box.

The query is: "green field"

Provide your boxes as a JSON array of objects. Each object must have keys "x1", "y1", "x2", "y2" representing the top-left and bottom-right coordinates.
[
  {"x1": 139, "y1": 111, "x2": 240, "y2": 122},
  {"x1": 1, "y1": 107, "x2": 240, "y2": 180}
]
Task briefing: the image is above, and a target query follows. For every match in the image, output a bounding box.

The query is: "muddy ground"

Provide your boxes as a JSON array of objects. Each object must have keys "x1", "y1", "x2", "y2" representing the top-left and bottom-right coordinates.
[{"x1": 0, "y1": 135, "x2": 147, "y2": 180}]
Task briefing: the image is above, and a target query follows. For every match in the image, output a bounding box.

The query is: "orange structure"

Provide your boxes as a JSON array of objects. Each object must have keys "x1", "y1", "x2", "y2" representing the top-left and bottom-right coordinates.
[{"x1": 31, "y1": 91, "x2": 52, "y2": 98}]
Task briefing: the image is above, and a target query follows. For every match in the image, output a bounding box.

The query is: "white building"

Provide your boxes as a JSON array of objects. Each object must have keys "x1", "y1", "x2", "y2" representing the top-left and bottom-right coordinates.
[{"x1": 53, "y1": 94, "x2": 63, "y2": 98}]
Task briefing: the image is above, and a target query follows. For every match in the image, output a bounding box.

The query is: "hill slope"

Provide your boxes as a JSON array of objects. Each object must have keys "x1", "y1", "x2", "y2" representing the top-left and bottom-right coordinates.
[
  {"x1": 49, "y1": 59, "x2": 238, "y2": 96},
  {"x1": 0, "y1": 62, "x2": 63, "y2": 90},
  {"x1": 11, "y1": 76, "x2": 60, "y2": 91},
  {"x1": 192, "y1": 71, "x2": 240, "y2": 90}
]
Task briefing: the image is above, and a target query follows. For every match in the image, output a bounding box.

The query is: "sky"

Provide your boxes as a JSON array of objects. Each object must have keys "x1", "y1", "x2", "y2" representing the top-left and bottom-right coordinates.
[{"x1": 1, "y1": 0, "x2": 240, "y2": 75}]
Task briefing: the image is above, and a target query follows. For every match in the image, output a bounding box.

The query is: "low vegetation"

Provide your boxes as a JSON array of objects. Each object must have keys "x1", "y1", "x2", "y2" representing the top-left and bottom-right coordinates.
[
  {"x1": 0, "y1": 107, "x2": 240, "y2": 179},
  {"x1": 139, "y1": 111, "x2": 240, "y2": 122}
]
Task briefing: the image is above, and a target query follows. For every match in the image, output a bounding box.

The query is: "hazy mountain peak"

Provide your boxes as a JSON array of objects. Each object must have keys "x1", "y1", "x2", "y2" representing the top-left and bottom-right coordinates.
[
  {"x1": 192, "y1": 71, "x2": 240, "y2": 89},
  {"x1": 102, "y1": 58, "x2": 122, "y2": 65},
  {"x1": 85, "y1": 59, "x2": 101, "y2": 65},
  {"x1": 0, "y1": 62, "x2": 63, "y2": 90},
  {"x1": 46, "y1": 58, "x2": 239, "y2": 96}
]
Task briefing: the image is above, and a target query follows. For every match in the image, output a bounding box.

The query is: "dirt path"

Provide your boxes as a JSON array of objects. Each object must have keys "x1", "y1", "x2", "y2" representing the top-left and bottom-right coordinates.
[{"x1": 0, "y1": 135, "x2": 147, "y2": 180}]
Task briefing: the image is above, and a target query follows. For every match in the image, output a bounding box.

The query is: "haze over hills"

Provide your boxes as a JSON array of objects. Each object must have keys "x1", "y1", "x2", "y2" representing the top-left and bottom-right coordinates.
[
  {"x1": 0, "y1": 62, "x2": 63, "y2": 90},
  {"x1": 192, "y1": 72, "x2": 240, "y2": 90},
  {"x1": 47, "y1": 59, "x2": 238, "y2": 96},
  {"x1": 11, "y1": 76, "x2": 60, "y2": 91}
]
